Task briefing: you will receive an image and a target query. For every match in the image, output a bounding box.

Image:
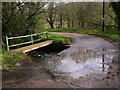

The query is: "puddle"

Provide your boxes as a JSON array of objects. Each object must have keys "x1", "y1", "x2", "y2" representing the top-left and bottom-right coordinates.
[
  {"x1": 27, "y1": 34, "x2": 118, "y2": 88},
  {"x1": 28, "y1": 46, "x2": 118, "y2": 80},
  {"x1": 43, "y1": 48, "x2": 118, "y2": 79}
]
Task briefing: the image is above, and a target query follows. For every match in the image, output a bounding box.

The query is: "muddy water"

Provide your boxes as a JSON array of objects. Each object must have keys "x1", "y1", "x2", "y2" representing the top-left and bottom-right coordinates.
[
  {"x1": 46, "y1": 48, "x2": 118, "y2": 78},
  {"x1": 27, "y1": 33, "x2": 119, "y2": 88}
]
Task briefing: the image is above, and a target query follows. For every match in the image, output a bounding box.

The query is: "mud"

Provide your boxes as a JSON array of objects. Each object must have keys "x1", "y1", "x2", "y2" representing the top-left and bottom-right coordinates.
[{"x1": 2, "y1": 32, "x2": 119, "y2": 88}]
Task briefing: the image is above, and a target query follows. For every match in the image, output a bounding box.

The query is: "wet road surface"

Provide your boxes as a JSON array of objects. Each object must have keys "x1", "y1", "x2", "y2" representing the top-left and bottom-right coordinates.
[
  {"x1": 2, "y1": 32, "x2": 119, "y2": 88},
  {"x1": 50, "y1": 32, "x2": 117, "y2": 49}
]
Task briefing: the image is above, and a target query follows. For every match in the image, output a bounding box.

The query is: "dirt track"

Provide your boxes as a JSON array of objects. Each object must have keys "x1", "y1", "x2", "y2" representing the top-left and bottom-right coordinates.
[
  {"x1": 2, "y1": 32, "x2": 119, "y2": 88},
  {"x1": 50, "y1": 32, "x2": 118, "y2": 49}
]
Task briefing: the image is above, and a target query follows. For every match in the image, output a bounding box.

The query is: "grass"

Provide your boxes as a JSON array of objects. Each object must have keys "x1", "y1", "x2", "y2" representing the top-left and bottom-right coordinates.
[
  {"x1": 46, "y1": 28, "x2": 120, "y2": 41},
  {"x1": 48, "y1": 33, "x2": 71, "y2": 44},
  {"x1": 0, "y1": 48, "x2": 22, "y2": 71}
]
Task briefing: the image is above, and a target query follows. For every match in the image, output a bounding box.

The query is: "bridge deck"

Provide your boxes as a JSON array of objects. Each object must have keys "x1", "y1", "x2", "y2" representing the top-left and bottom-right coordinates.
[{"x1": 14, "y1": 40, "x2": 53, "y2": 53}]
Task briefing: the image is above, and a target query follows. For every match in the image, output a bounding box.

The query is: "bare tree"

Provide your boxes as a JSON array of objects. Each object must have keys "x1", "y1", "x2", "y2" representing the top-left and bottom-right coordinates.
[{"x1": 45, "y1": 2, "x2": 57, "y2": 28}]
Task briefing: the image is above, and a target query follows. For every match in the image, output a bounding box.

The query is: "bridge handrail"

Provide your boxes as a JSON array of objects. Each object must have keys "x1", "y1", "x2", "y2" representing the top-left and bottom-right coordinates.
[{"x1": 6, "y1": 31, "x2": 48, "y2": 51}]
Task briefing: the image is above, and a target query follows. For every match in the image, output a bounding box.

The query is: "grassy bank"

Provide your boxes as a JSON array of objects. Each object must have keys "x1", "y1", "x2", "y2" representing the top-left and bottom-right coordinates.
[
  {"x1": 0, "y1": 49, "x2": 22, "y2": 71},
  {"x1": 47, "y1": 28, "x2": 120, "y2": 41},
  {"x1": 48, "y1": 33, "x2": 71, "y2": 44}
]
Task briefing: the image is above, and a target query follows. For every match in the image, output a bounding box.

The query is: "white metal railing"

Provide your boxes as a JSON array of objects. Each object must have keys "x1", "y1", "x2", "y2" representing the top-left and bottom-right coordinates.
[{"x1": 6, "y1": 31, "x2": 48, "y2": 51}]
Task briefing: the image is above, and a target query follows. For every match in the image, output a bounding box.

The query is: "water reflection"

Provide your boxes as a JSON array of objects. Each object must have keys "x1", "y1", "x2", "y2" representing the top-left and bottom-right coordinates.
[
  {"x1": 102, "y1": 48, "x2": 105, "y2": 72},
  {"x1": 46, "y1": 48, "x2": 118, "y2": 79},
  {"x1": 28, "y1": 46, "x2": 118, "y2": 79}
]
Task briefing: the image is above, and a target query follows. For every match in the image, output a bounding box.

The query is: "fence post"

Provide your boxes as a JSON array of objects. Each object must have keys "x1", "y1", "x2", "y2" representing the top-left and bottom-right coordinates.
[
  {"x1": 6, "y1": 36, "x2": 9, "y2": 51},
  {"x1": 31, "y1": 35, "x2": 33, "y2": 44}
]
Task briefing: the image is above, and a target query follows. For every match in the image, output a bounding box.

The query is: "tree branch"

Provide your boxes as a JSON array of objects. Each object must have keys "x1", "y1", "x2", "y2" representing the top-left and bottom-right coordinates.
[{"x1": 25, "y1": 2, "x2": 47, "y2": 23}]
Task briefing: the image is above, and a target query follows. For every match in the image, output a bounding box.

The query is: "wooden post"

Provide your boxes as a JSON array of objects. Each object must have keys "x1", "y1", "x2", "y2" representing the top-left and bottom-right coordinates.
[
  {"x1": 31, "y1": 35, "x2": 33, "y2": 44},
  {"x1": 6, "y1": 36, "x2": 9, "y2": 51},
  {"x1": 102, "y1": 0, "x2": 105, "y2": 32}
]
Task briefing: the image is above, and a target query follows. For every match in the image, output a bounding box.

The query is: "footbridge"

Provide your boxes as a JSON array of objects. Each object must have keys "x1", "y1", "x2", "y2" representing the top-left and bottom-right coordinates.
[{"x1": 6, "y1": 32, "x2": 53, "y2": 53}]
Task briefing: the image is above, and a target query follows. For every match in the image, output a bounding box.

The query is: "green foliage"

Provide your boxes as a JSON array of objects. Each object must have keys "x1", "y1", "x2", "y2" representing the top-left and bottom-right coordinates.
[
  {"x1": 2, "y1": 2, "x2": 46, "y2": 43},
  {"x1": 47, "y1": 28, "x2": 120, "y2": 40},
  {"x1": 110, "y1": 2, "x2": 120, "y2": 29},
  {"x1": 0, "y1": 49, "x2": 2, "y2": 70},
  {"x1": 1, "y1": 49, "x2": 22, "y2": 71}
]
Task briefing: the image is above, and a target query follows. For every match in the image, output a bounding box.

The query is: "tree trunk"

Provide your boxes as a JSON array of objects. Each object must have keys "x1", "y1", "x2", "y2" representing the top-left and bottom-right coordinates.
[
  {"x1": 71, "y1": 19, "x2": 74, "y2": 28},
  {"x1": 58, "y1": 13, "x2": 63, "y2": 28},
  {"x1": 117, "y1": 15, "x2": 120, "y2": 30},
  {"x1": 81, "y1": 23, "x2": 84, "y2": 28},
  {"x1": 50, "y1": 22, "x2": 54, "y2": 28},
  {"x1": 49, "y1": 22, "x2": 54, "y2": 28},
  {"x1": 67, "y1": 16, "x2": 70, "y2": 28},
  {"x1": 77, "y1": 21, "x2": 81, "y2": 28},
  {"x1": 117, "y1": 16, "x2": 120, "y2": 35},
  {"x1": 46, "y1": 19, "x2": 54, "y2": 28}
]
